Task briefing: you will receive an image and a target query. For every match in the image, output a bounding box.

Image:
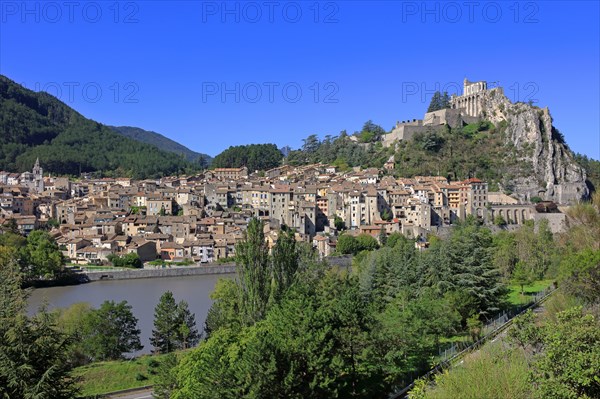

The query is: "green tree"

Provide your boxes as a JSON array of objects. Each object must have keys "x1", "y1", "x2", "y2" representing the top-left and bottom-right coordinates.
[
  {"x1": 443, "y1": 223, "x2": 508, "y2": 316},
  {"x1": 512, "y1": 261, "x2": 534, "y2": 295},
  {"x1": 204, "y1": 278, "x2": 242, "y2": 336},
  {"x1": 152, "y1": 292, "x2": 200, "y2": 353},
  {"x1": 0, "y1": 257, "x2": 79, "y2": 399},
  {"x1": 107, "y1": 252, "x2": 143, "y2": 268},
  {"x1": 22, "y1": 230, "x2": 65, "y2": 280},
  {"x1": 270, "y1": 226, "x2": 299, "y2": 304},
  {"x1": 153, "y1": 353, "x2": 179, "y2": 399},
  {"x1": 380, "y1": 208, "x2": 393, "y2": 221},
  {"x1": 82, "y1": 300, "x2": 143, "y2": 360},
  {"x1": 235, "y1": 218, "x2": 271, "y2": 325},
  {"x1": 54, "y1": 302, "x2": 93, "y2": 366},
  {"x1": 494, "y1": 214, "x2": 507, "y2": 226},
  {"x1": 176, "y1": 300, "x2": 200, "y2": 350},
  {"x1": 151, "y1": 292, "x2": 178, "y2": 353},
  {"x1": 356, "y1": 234, "x2": 379, "y2": 252},
  {"x1": 385, "y1": 232, "x2": 406, "y2": 248},
  {"x1": 334, "y1": 215, "x2": 346, "y2": 231},
  {"x1": 337, "y1": 234, "x2": 359, "y2": 255},
  {"x1": 533, "y1": 307, "x2": 600, "y2": 399},
  {"x1": 427, "y1": 91, "x2": 450, "y2": 113},
  {"x1": 378, "y1": 227, "x2": 387, "y2": 246}
]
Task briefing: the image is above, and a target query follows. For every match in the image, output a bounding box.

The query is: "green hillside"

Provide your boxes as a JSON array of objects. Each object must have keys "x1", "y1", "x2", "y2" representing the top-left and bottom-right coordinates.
[
  {"x1": 0, "y1": 75, "x2": 199, "y2": 179},
  {"x1": 109, "y1": 125, "x2": 212, "y2": 166}
]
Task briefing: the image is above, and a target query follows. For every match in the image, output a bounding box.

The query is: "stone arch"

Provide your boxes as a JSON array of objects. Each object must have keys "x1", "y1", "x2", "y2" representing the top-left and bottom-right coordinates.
[
  {"x1": 514, "y1": 209, "x2": 519, "y2": 224},
  {"x1": 522, "y1": 209, "x2": 528, "y2": 222}
]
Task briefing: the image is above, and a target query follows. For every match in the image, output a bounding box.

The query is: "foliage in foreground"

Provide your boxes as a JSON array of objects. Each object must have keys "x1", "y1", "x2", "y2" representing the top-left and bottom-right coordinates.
[
  {"x1": 414, "y1": 194, "x2": 600, "y2": 399},
  {"x1": 0, "y1": 260, "x2": 79, "y2": 399},
  {"x1": 167, "y1": 219, "x2": 513, "y2": 398}
]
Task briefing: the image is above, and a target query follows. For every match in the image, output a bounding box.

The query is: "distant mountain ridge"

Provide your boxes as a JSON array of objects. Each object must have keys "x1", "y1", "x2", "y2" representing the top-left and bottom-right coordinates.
[
  {"x1": 0, "y1": 75, "x2": 200, "y2": 179},
  {"x1": 109, "y1": 126, "x2": 212, "y2": 165}
]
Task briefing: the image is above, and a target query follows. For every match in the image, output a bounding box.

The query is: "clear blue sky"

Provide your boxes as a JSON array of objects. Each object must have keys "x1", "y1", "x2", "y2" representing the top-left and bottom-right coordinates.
[{"x1": 1, "y1": 1, "x2": 598, "y2": 159}]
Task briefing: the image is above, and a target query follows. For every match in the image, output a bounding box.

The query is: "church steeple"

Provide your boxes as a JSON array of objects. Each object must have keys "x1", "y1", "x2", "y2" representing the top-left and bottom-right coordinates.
[{"x1": 32, "y1": 158, "x2": 44, "y2": 193}]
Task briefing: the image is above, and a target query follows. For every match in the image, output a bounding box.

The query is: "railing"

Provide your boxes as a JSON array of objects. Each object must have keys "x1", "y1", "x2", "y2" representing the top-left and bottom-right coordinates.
[{"x1": 389, "y1": 284, "x2": 557, "y2": 399}]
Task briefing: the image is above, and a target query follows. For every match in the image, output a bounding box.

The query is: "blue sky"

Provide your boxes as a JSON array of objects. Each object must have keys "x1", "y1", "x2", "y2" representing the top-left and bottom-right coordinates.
[{"x1": 1, "y1": 1, "x2": 599, "y2": 159}]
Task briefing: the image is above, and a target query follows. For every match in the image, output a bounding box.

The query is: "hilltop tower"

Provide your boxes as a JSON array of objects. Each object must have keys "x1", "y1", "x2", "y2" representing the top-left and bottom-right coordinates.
[{"x1": 450, "y1": 78, "x2": 491, "y2": 117}]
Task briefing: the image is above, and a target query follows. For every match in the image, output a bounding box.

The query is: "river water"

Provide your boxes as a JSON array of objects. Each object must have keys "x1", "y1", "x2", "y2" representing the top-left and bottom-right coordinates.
[{"x1": 27, "y1": 274, "x2": 231, "y2": 355}]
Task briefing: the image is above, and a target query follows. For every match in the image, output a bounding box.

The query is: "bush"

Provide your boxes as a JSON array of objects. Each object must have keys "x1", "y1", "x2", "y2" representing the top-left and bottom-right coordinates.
[
  {"x1": 107, "y1": 253, "x2": 143, "y2": 268},
  {"x1": 135, "y1": 373, "x2": 148, "y2": 381}
]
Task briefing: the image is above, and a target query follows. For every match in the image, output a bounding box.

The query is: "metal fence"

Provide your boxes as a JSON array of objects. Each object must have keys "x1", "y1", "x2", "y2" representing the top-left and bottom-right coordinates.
[{"x1": 390, "y1": 284, "x2": 557, "y2": 399}]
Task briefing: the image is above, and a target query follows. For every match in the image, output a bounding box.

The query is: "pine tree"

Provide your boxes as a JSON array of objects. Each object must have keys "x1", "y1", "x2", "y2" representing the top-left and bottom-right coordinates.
[
  {"x1": 151, "y1": 292, "x2": 200, "y2": 353},
  {"x1": 82, "y1": 300, "x2": 143, "y2": 360},
  {"x1": 151, "y1": 291, "x2": 180, "y2": 353},
  {"x1": 427, "y1": 91, "x2": 442, "y2": 113},
  {"x1": 175, "y1": 300, "x2": 200, "y2": 350}
]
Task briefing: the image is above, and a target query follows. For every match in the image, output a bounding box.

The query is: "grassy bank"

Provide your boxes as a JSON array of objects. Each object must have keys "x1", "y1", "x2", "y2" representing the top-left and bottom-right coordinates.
[
  {"x1": 73, "y1": 354, "x2": 165, "y2": 397},
  {"x1": 507, "y1": 279, "x2": 554, "y2": 306}
]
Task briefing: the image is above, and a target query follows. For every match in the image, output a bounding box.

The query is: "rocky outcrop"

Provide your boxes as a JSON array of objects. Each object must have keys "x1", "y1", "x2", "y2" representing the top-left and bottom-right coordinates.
[{"x1": 478, "y1": 89, "x2": 588, "y2": 204}]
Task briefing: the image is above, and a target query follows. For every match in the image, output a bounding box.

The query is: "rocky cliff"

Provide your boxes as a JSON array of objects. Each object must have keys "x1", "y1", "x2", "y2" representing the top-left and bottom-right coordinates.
[{"x1": 478, "y1": 88, "x2": 588, "y2": 204}]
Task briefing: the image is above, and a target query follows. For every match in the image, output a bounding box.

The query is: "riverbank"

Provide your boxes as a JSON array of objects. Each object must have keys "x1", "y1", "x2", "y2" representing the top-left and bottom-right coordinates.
[
  {"x1": 80, "y1": 255, "x2": 352, "y2": 282},
  {"x1": 83, "y1": 263, "x2": 236, "y2": 281}
]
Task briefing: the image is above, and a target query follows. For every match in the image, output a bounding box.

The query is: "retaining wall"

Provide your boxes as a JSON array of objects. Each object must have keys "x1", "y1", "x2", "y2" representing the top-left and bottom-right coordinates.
[{"x1": 84, "y1": 264, "x2": 236, "y2": 281}]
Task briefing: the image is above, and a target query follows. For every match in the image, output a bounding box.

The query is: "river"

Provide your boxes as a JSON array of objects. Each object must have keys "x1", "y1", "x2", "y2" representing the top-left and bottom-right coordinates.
[{"x1": 27, "y1": 274, "x2": 231, "y2": 355}]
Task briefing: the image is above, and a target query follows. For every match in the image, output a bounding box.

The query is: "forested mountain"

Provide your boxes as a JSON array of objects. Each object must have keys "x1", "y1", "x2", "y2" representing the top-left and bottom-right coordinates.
[
  {"x1": 109, "y1": 125, "x2": 212, "y2": 166},
  {"x1": 0, "y1": 75, "x2": 200, "y2": 179}
]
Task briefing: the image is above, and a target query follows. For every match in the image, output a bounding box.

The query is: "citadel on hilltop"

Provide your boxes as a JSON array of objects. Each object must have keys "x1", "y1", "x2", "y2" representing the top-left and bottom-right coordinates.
[{"x1": 383, "y1": 78, "x2": 502, "y2": 147}]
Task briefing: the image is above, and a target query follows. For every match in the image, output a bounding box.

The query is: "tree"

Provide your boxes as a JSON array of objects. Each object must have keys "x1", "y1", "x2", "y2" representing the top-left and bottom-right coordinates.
[
  {"x1": 22, "y1": 230, "x2": 65, "y2": 280},
  {"x1": 427, "y1": 91, "x2": 450, "y2": 113},
  {"x1": 212, "y1": 143, "x2": 283, "y2": 171},
  {"x1": 532, "y1": 307, "x2": 600, "y2": 399},
  {"x1": 443, "y1": 223, "x2": 508, "y2": 316},
  {"x1": 107, "y1": 252, "x2": 143, "y2": 268},
  {"x1": 176, "y1": 300, "x2": 200, "y2": 350},
  {"x1": 380, "y1": 208, "x2": 393, "y2": 221},
  {"x1": 511, "y1": 261, "x2": 534, "y2": 295},
  {"x1": 0, "y1": 257, "x2": 79, "y2": 399},
  {"x1": 152, "y1": 291, "x2": 181, "y2": 354},
  {"x1": 334, "y1": 215, "x2": 346, "y2": 231},
  {"x1": 427, "y1": 91, "x2": 442, "y2": 113},
  {"x1": 302, "y1": 134, "x2": 320, "y2": 153},
  {"x1": 385, "y1": 232, "x2": 406, "y2": 248},
  {"x1": 151, "y1": 292, "x2": 200, "y2": 353},
  {"x1": 153, "y1": 353, "x2": 179, "y2": 399},
  {"x1": 235, "y1": 218, "x2": 271, "y2": 325},
  {"x1": 204, "y1": 278, "x2": 242, "y2": 336},
  {"x1": 494, "y1": 214, "x2": 507, "y2": 226},
  {"x1": 337, "y1": 234, "x2": 359, "y2": 255},
  {"x1": 270, "y1": 226, "x2": 299, "y2": 304},
  {"x1": 378, "y1": 227, "x2": 387, "y2": 246},
  {"x1": 356, "y1": 234, "x2": 379, "y2": 252},
  {"x1": 82, "y1": 300, "x2": 143, "y2": 360}
]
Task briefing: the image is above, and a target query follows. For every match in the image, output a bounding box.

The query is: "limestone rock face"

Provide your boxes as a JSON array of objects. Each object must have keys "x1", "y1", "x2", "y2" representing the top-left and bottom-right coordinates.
[{"x1": 478, "y1": 89, "x2": 588, "y2": 204}]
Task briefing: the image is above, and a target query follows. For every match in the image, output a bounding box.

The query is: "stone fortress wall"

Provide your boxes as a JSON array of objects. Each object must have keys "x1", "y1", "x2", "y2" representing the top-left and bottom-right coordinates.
[{"x1": 383, "y1": 78, "x2": 497, "y2": 148}]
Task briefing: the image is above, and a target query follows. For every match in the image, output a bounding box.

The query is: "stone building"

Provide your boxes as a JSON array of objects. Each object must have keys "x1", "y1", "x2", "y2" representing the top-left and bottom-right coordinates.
[{"x1": 450, "y1": 78, "x2": 503, "y2": 117}]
